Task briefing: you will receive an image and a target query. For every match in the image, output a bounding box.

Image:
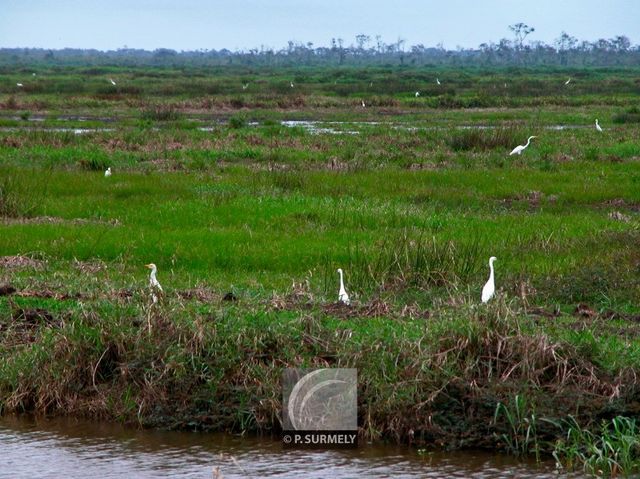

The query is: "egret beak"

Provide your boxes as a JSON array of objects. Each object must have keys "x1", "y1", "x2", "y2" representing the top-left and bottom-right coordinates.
[{"x1": 144, "y1": 264, "x2": 152, "y2": 269}]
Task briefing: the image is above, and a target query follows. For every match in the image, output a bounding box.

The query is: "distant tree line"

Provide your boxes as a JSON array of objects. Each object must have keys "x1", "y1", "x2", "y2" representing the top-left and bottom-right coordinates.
[{"x1": 1, "y1": 25, "x2": 638, "y2": 68}]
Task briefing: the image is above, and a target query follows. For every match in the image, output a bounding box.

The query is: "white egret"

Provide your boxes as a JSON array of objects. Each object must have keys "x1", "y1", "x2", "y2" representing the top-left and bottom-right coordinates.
[
  {"x1": 481, "y1": 257, "x2": 497, "y2": 303},
  {"x1": 16, "y1": 83, "x2": 23, "y2": 87},
  {"x1": 436, "y1": 78, "x2": 441, "y2": 85},
  {"x1": 565, "y1": 78, "x2": 571, "y2": 85},
  {"x1": 290, "y1": 81, "x2": 294, "y2": 88},
  {"x1": 32, "y1": 73, "x2": 36, "y2": 77},
  {"x1": 361, "y1": 100, "x2": 366, "y2": 108},
  {"x1": 595, "y1": 119, "x2": 603, "y2": 132},
  {"x1": 145, "y1": 263, "x2": 163, "y2": 303},
  {"x1": 242, "y1": 83, "x2": 249, "y2": 90},
  {"x1": 337, "y1": 268, "x2": 350, "y2": 305},
  {"x1": 109, "y1": 78, "x2": 117, "y2": 86},
  {"x1": 509, "y1": 136, "x2": 537, "y2": 156},
  {"x1": 104, "y1": 167, "x2": 112, "y2": 177},
  {"x1": 415, "y1": 91, "x2": 420, "y2": 97}
]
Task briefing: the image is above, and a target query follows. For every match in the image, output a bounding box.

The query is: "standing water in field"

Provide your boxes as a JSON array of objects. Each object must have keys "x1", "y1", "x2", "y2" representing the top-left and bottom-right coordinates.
[{"x1": 0, "y1": 415, "x2": 574, "y2": 478}]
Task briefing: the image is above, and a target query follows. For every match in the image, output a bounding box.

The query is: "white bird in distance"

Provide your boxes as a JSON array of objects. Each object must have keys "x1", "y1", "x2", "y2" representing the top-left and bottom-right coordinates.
[
  {"x1": 481, "y1": 257, "x2": 497, "y2": 303},
  {"x1": 337, "y1": 268, "x2": 350, "y2": 305},
  {"x1": 509, "y1": 136, "x2": 537, "y2": 156},
  {"x1": 145, "y1": 263, "x2": 163, "y2": 304}
]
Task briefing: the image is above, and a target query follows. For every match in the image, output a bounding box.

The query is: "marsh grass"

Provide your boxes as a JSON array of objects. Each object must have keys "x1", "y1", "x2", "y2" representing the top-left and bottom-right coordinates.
[
  {"x1": 228, "y1": 113, "x2": 247, "y2": 129},
  {"x1": 270, "y1": 170, "x2": 308, "y2": 192},
  {"x1": 0, "y1": 284, "x2": 636, "y2": 453},
  {"x1": 328, "y1": 231, "x2": 484, "y2": 294},
  {"x1": 77, "y1": 151, "x2": 110, "y2": 171},
  {"x1": 2, "y1": 65, "x2": 640, "y2": 455},
  {"x1": 140, "y1": 104, "x2": 181, "y2": 121},
  {"x1": 553, "y1": 416, "x2": 640, "y2": 477},
  {"x1": 0, "y1": 171, "x2": 45, "y2": 218},
  {"x1": 447, "y1": 128, "x2": 522, "y2": 151},
  {"x1": 493, "y1": 394, "x2": 541, "y2": 460},
  {"x1": 613, "y1": 106, "x2": 640, "y2": 124}
]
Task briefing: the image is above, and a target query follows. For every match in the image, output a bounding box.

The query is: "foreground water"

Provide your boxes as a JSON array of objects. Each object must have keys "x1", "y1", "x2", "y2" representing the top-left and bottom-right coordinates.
[{"x1": 0, "y1": 415, "x2": 585, "y2": 478}]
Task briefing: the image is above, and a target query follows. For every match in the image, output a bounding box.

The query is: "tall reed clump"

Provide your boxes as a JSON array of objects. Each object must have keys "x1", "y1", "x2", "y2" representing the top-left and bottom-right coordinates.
[
  {"x1": 332, "y1": 231, "x2": 483, "y2": 294},
  {"x1": 553, "y1": 416, "x2": 640, "y2": 477},
  {"x1": 227, "y1": 113, "x2": 247, "y2": 129},
  {"x1": 447, "y1": 128, "x2": 522, "y2": 151},
  {"x1": 0, "y1": 171, "x2": 44, "y2": 218},
  {"x1": 77, "y1": 151, "x2": 110, "y2": 171},
  {"x1": 141, "y1": 104, "x2": 181, "y2": 121},
  {"x1": 493, "y1": 394, "x2": 541, "y2": 460}
]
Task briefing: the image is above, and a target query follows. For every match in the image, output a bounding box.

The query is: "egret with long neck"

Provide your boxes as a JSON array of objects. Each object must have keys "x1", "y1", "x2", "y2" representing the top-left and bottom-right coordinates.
[
  {"x1": 509, "y1": 136, "x2": 537, "y2": 156},
  {"x1": 595, "y1": 119, "x2": 603, "y2": 132},
  {"x1": 481, "y1": 257, "x2": 497, "y2": 303},
  {"x1": 337, "y1": 268, "x2": 350, "y2": 305},
  {"x1": 145, "y1": 263, "x2": 163, "y2": 303}
]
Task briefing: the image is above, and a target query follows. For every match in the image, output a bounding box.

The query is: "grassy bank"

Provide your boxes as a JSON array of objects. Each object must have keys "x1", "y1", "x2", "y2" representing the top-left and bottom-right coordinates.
[{"x1": 1, "y1": 65, "x2": 640, "y2": 472}]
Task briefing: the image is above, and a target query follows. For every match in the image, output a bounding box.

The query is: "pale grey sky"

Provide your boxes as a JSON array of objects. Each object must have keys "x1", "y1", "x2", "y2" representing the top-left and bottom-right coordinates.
[{"x1": 1, "y1": 0, "x2": 638, "y2": 51}]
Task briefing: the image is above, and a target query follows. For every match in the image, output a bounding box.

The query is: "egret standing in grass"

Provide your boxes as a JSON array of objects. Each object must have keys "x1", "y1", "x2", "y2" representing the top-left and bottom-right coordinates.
[
  {"x1": 109, "y1": 78, "x2": 117, "y2": 86},
  {"x1": 509, "y1": 136, "x2": 537, "y2": 156},
  {"x1": 104, "y1": 167, "x2": 112, "y2": 177},
  {"x1": 436, "y1": 78, "x2": 441, "y2": 85},
  {"x1": 337, "y1": 268, "x2": 350, "y2": 305},
  {"x1": 361, "y1": 100, "x2": 366, "y2": 108},
  {"x1": 415, "y1": 91, "x2": 420, "y2": 97},
  {"x1": 242, "y1": 83, "x2": 249, "y2": 90},
  {"x1": 481, "y1": 257, "x2": 497, "y2": 303},
  {"x1": 595, "y1": 119, "x2": 603, "y2": 132},
  {"x1": 16, "y1": 83, "x2": 23, "y2": 87},
  {"x1": 565, "y1": 78, "x2": 571, "y2": 85},
  {"x1": 145, "y1": 263, "x2": 163, "y2": 303},
  {"x1": 290, "y1": 81, "x2": 294, "y2": 88}
]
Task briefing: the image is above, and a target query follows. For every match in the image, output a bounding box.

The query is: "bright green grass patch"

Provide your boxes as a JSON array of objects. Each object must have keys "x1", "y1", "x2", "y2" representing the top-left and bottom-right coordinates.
[{"x1": 1, "y1": 165, "x2": 638, "y2": 306}]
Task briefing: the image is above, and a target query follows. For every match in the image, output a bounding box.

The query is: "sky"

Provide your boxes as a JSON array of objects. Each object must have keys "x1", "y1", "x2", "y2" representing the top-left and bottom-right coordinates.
[{"x1": 1, "y1": 0, "x2": 638, "y2": 51}]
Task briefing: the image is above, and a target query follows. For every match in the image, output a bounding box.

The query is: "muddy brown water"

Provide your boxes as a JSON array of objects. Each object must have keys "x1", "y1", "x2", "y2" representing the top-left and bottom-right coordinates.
[{"x1": 0, "y1": 415, "x2": 585, "y2": 478}]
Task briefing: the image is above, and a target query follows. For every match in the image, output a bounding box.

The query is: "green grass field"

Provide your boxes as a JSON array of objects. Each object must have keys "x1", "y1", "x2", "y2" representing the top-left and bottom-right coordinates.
[{"x1": 1, "y1": 65, "x2": 640, "y2": 460}]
